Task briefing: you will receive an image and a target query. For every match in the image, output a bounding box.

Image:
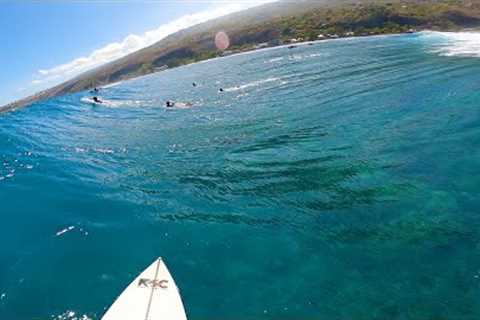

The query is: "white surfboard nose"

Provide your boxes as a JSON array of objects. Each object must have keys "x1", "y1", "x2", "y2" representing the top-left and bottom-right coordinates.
[{"x1": 102, "y1": 257, "x2": 187, "y2": 320}]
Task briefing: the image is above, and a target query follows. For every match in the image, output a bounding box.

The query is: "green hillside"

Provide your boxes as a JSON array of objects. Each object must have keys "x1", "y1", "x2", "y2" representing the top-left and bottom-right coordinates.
[{"x1": 3, "y1": 0, "x2": 480, "y2": 112}]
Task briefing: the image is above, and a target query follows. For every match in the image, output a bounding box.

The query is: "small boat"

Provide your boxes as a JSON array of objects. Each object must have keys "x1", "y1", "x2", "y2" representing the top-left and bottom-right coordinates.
[{"x1": 102, "y1": 258, "x2": 187, "y2": 320}]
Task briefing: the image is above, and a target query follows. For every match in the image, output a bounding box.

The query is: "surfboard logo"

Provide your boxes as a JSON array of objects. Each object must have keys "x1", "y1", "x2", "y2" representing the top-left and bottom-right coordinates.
[{"x1": 138, "y1": 278, "x2": 169, "y2": 289}]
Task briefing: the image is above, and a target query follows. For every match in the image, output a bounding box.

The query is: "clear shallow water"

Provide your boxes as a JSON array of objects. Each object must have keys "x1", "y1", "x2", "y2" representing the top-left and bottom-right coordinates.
[{"x1": 1, "y1": 32, "x2": 480, "y2": 320}]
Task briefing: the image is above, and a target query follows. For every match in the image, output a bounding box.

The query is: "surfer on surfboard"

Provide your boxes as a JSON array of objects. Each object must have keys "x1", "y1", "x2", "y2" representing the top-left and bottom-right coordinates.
[{"x1": 92, "y1": 96, "x2": 103, "y2": 104}]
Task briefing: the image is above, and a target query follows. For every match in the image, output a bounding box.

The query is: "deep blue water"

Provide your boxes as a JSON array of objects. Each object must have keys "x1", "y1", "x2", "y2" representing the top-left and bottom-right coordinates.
[{"x1": 1, "y1": 32, "x2": 480, "y2": 320}]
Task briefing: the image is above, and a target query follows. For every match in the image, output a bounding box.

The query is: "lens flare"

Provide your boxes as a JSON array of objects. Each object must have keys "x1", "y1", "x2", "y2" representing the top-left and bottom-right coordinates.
[{"x1": 215, "y1": 31, "x2": 230, "y2": 51}]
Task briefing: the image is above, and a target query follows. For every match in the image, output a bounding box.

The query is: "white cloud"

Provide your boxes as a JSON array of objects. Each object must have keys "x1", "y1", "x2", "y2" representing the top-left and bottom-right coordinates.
[{"x1": 31, "y1": 0, "x2": 277, "y2": 87}]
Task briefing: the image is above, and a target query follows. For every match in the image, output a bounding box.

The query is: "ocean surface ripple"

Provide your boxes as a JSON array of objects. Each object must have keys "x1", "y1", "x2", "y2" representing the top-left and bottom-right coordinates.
[{"x1": 1, "y1": 32, "x2": 480, "y2": 319}]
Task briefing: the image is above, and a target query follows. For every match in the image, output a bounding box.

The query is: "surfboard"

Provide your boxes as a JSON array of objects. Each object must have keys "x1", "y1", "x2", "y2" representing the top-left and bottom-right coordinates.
[{"x1": 102, "y1": 258, "x2": 187, "y2": 320}]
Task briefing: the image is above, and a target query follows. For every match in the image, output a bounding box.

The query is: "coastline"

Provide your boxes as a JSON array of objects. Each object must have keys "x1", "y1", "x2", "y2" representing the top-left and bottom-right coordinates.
[
  {"x1": 4, "y1": 0, "x2": 480, "y2": 114},
  {"x1": 0, "y1": 31, "x2": 419, "y2": 115},
  {"x1": 1, "y1": 28, "x2": 478, "y2": 115}
]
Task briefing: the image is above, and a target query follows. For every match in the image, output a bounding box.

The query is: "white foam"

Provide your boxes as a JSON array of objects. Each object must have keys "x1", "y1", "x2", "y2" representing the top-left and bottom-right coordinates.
[
  {"x1": 289, "y1": 54, "x2": 303, "y2": 60},
  {"x1": 56, "y1": 226, "x2": 75, "y2": 237},
  {"x1": 94, "y1": 148, "x2": 115, "y2": 154},
  {"x1": 81, "y1": 96, "x2": 147, "y2": 108},
  {"x1": 74, "y1": 146, "x2": 123, "y2": 155},
  {"x1": 74, "y1": 147, "x2": 87, "y2": 153},
  {"x1": 424, "y1": 31, "x2": 480, "y2": 58},
  {"x1": 52, "y1": 310, "x2": 92, "y2": 320},
  {"x1": 224, "y1": 77, "x2": 280, "y2": 92},
  {"x1": 265, "y1": 57, "x2": 284, "y2": 63},
  {"x1": 102, "y1": 81, "x2": 124, "y2": 89}
]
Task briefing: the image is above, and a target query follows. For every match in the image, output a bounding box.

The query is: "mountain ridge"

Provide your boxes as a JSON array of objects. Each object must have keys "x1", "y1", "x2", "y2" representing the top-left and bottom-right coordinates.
[{"x1": 3, "y1": 0, "x2": 480, "y2": 113}]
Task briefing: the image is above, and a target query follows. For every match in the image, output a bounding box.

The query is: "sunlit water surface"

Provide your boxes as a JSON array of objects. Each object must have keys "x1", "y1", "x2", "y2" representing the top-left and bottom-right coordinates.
[{"x1": 1, "y1": 32, "x2": 480, "y2": 320}]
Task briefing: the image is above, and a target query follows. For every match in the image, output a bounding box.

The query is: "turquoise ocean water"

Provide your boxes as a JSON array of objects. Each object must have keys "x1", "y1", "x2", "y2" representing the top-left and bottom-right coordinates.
[{"x1": 1, "y1": 32, "x2": 480, "y2": 319}]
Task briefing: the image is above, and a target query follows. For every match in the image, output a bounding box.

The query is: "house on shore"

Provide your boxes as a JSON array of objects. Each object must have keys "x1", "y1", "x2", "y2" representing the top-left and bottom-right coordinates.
[
  {"x1": 254, "y1": 42, "x2": 269, "y2": 49},
  {"x1": 154, "y1": 65, "x2": 168, "y2": 72}
]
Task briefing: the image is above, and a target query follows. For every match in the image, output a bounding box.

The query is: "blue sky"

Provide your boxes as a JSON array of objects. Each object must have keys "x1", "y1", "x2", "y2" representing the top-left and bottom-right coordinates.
[{"x1": 0, "y1": 1, "x2": 274, "y2": 106}]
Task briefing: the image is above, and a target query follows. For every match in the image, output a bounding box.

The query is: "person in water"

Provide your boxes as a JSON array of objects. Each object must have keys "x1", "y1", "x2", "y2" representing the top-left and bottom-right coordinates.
[
  {"x1": 92, "y1": 96, "x2": 102, "y2": 104},
  {"x1": 166, "y1": 100, "x2": 175, "y2": 108},
  {"x1": 192, "y1": 82, "x2": 197, "y2": 87},
  {"x1": 219, "y1": 88, "x2": 224, "y2": 92}
]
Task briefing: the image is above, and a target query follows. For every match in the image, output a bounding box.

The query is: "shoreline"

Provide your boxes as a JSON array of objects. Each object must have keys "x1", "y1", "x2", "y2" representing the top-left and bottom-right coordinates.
[
  {"x1": 2, "y1": 28, "x2": 478, "y2": 115},
  {"x1": 207, "y1": 28, "x2": 480, "y2": 62},
  {"x1": 0, "y1": 32, "x2": 418, "y2": 115}
]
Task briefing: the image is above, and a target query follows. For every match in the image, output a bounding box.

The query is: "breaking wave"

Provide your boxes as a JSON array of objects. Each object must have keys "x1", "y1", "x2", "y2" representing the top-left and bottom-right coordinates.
[
  {"x1": 422, "y1": 31, "x2": 480, "y2": 58},
  {"x1": 224, "y1": 77, "x2": 281, "y2": 92}
]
